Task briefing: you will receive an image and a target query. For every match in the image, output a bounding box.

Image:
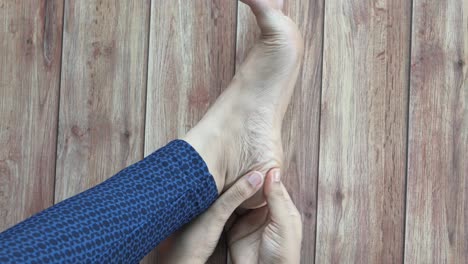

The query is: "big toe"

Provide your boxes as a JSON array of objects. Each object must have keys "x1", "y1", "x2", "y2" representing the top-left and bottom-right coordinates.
[
  {"x1": 240, "y1": 0, "x2": 286, "y2": 33},
  {"x1": 241, "y1": 0, "x2": 303, "y2": 54},
  {"x1": 241, "y1": 0, "x2": 283, "y2": 13}
]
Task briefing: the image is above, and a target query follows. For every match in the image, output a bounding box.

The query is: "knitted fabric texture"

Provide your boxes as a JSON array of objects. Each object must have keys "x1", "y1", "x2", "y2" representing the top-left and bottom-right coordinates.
[{"x1": 0, "y1": 140, "x2": 218, "y2": 264}]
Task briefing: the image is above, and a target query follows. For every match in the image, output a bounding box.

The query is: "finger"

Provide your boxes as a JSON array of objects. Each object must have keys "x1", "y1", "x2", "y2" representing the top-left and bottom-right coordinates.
[
  {"x1": 234, "y1": 207, "x2": 250, "y2": 216},
  {"x1": 224, "y1": 213, "x2": 239, "y2": 232},
  {"x1": 210, "y1": 171, "x2": 264, "y2": 224},
  {"x1": 280, "y1": 184, "x2": 299, "y2": 215},
  {"x1": 263, "y1": 168, "x2": 296, "y2": 226},
  {"x1": 227, "y1": 206, "x2": 268, "y2": 244}
]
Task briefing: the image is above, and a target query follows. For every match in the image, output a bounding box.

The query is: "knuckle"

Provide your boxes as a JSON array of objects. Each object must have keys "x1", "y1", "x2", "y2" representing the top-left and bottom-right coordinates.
[
  {"x1": 212, "y1": 210, "x2": 227, "y2": 226},
  {"x1": 231, "y1": 184, "x2": 251, "y2": 202},
  {"x1": 270, "y1": 185, "x2": 284, "y2": 197},
  {"x1": 213, "y1": 200, "x2": 230, "y2": 220}
]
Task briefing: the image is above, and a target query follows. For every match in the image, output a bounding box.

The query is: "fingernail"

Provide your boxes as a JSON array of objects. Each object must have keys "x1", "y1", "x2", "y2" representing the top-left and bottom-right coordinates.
[
  {"x1": 272, "y1": 169, "x2": 281, "y2": 182},
  {"x1": 247, "y1": 171, "x2": 263, "y2": 187}
]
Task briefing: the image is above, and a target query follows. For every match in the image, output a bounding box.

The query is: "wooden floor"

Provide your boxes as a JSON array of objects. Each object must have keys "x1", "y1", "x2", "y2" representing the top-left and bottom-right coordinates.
[{"x1": 0, "y1": 1, "x2": 466, "y2": 263}]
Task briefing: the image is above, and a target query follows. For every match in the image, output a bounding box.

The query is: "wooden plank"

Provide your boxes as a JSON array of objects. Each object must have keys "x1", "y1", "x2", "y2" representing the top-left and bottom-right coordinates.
[
  {"x1": 405, "y1": 0, "x2": 468, "y2": 262},
  {"x1": 0, "y1": 1, "x2": 63, "y2": 231},
  {"x1": 316, "y1": 0, "x2": 411, "y2": 263},
  {"x1": 236, "y1": 0, "x2": 325, "y2": 262},
  {"x1": 144, "y1": 1, "x2": 237, "y2": 263},
  {"x1": 55, "y1": 0, "x2": 149, "y2": 212}
]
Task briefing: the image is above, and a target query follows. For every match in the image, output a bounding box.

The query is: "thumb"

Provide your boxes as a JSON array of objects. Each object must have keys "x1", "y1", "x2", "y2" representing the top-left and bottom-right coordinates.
[
  {"x1": 264, "y1": 168, "x2": 295, "y2": 226},
  {"x1": 210, "y1": 171, "x2": 264, "y2": 224}
]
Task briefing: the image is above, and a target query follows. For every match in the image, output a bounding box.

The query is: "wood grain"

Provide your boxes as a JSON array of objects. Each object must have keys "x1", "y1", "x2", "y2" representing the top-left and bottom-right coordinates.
[
  {"x1": 316, "y1": 0, "x2": 411, "y2": 263},
  {"x1": 3, "y1": 1, "x2": 467, "y2": 263},
  {"x1": 236, "y1": 1, "x2": 325, "y2": 262},
  {"x1": 404, "y1": 0, "x2": 468, "y2": 262},
  {"x1": 144, "y1": 1, "x2": 237, "y2": 263},
  {"x1": 0, "y1": 0, "x2": 63, "y2": 231},
  {"x1": 55, "y1": 0, "x2": 149, "y2": 206}
]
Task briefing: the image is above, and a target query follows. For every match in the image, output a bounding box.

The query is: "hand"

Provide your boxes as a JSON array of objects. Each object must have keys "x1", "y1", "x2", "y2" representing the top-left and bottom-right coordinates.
[
  {"x1": 158, "y1": 171, "x2": 265, "y2": 264},
  {"x1": 227, "y1": 169, "x2": 302, "y2": 264}
]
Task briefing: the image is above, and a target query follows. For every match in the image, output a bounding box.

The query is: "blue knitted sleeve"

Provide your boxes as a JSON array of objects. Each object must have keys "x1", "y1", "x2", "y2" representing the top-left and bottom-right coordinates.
[{"x1": 0, "y1": 140, "x2": 219, "y2": 264}]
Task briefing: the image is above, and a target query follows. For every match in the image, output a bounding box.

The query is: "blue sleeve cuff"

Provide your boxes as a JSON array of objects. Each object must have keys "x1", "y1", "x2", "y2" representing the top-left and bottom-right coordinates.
[{"x1": 0, "y1": 140, "x2": 218, "y2": 264}]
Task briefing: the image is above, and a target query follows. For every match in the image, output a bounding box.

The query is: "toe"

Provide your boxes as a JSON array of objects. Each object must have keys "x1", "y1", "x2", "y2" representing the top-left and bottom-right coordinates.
[
  {"x1": 240, "y1": 0, "x2": 302, "y2": 52},
  {"x1": 240, "y1": 0, "x2": 284, "y2": 33},
  {"x1": 241, "y1": 0, "x2": 283, "y2": 13}
]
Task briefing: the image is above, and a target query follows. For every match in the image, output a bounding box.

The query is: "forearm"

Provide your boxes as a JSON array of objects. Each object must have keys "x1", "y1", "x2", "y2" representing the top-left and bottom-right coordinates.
[{"x1": 0, "y1": 140, "x2": 218, "y2": 264}]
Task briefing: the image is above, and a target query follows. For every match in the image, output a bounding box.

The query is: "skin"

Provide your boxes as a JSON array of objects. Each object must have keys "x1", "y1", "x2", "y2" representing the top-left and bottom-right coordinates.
[
  {"x1": 228, "y1": 170, "x2": 302, "y2": 264},
  {"x1": 165, "y1": 0, "x2": 304, "y2": 262},
  {"x1": 159, "y1": 170, "x2": 302, "y2": 264},
  {"x1": 183, "y1": 0, "x2": 304, "y2": 208}
]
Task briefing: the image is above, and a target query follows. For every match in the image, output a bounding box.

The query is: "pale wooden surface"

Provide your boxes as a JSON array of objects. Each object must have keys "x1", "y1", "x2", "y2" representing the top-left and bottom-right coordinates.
[
  {"x1": 235, "y1": 0, "x2": 324, "y2": 262},
  {"x1": 404, "y1": 0, "x2": 468, "y2": 262},
  {"x1": 144, "y1": 1, "x2": 237, "y2": 263},
  {"x1": 0, "y1": 1, "x2": 467, "y2": 264},
  {"x1": 55, "y1": 1, "x2": 149, "y2": 202},
  {"x1": 316, "y1": 0, "x2": 411, "y2": 263},
  {"x1": 0, "y1": 0, "x2": 63, "y2": 231}
]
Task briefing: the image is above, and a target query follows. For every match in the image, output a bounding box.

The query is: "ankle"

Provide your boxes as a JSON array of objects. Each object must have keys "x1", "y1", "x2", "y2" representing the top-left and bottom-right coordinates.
[{"x1": 182, "y1": 116, "x2": 230, "y2": 193}]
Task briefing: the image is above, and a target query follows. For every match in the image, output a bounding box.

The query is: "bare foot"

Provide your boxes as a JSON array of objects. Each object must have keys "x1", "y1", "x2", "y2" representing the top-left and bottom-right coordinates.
[{"x1": 184, "y1": 0, "x2": 303, "y2": 208}]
